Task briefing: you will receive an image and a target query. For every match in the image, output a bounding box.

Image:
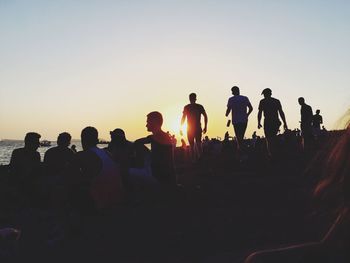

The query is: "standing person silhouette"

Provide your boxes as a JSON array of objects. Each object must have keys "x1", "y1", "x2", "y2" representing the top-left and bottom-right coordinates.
[
  {"x1": 225, "y1": 86, "x2": 253, "y2": 151},
  {"x1": 298, "y1": 97, "x2": 314, "y2": 149},
  {"x1": 313, "y1": 109, "x2": 323, "y2": 136},
  {"x1": 135, "y1": 111, "x2": 175, "y2": 185},
  {"x1": 257, "y1": 88, "x2": 288, "y2": 157},
  {"x1": 181, "y1": 93, "x2": 208, "y2": 161}
]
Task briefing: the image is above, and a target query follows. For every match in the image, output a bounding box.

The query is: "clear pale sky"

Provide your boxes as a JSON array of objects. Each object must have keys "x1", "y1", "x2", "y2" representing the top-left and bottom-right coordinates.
[{"x1": 0, "y1": 1, "x2": 349, "y2": 142}]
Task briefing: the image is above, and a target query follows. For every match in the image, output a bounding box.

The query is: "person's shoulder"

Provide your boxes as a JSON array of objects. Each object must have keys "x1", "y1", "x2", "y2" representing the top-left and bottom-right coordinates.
[
  {"x1": 196, "y1": 103, "x2": 205, "y2": 110},
  {"x1": 153, "y1": 132, "x2": 172, "y2": 145},
  {"x1": 44, "y1": 146, "x2": 58, "y2": 154},
  {"x1": 271, "y1": 97, "x2": 281, "y2": 104},
  {"x1": 63, "y1": 147, "x2": 75, "y2": 156},
  {"x1": 228, "y1": 96, "x2": 235, "y2": 102},
  {"x1": 76, "y1": 149, "x2": 100, "y2": 163},
  {"x1": 240, "y1": 95, "x2": 250, "y2": 102},
  {"x1": 259, "y1": 98, "x2": 266, "y2": 104},
  {"x1": 12, "y1": 147, "x2": 23, "y2": 154}
]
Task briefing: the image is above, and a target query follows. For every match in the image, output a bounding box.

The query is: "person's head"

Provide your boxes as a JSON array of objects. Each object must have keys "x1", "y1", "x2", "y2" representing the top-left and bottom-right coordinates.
[
  {"x1": 189, "y1": 93, "x2": 197, "y2": 104},
  {"x1": 81, "y1": 126, "x2": 98, "y2": 150},
  {"x1": 231, "y1": 86, "x2": 240, "y2": 96},
  {"x1": 110, "y1": 128, "x2": 126, "y2": 143},
  {"x1": 57, "y1": 132, "x2": 71, "y2": 147},
  {"x1": 298, "y1": 97, "x2": 305, "y2": 105},
  {"x1": 261, "y1": 88, "x2": 272, "y2": 98},
  {"x1": 146, "y1": 111, "x2": 163, "y2": 133},
  {"x1": 24, "y1": 132, "x2": 41, "y2": 151},
  {"x1": 316, "y1": 109, "x2": 320, "y2": 115}
]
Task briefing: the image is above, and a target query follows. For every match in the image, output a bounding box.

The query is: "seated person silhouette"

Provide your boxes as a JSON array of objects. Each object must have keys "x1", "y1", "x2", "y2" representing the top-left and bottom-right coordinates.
[
  {"x1": 135, "y1": 111, "x2": 175, "y2": 185},
  {"x1": 9, "y1": 132, "x2": 42, "y2": 198},
  {"x1": 71, "y1": 127, "x2": 124, "y2": 211},
  {"x1": 105, "y1": 128, "x2": 135, "y2": 188},
  {"x1": 128, "y1": 143, "x2": 158, "y2": 189},
  {"x1": 43, "y1": 132, "x2": 75, "y2": 176}
]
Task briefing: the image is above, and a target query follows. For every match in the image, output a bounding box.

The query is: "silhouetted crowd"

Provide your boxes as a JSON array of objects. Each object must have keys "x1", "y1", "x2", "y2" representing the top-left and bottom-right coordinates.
[{"x1": 1, "y1": 86, "x2": 349, "y2": 262}]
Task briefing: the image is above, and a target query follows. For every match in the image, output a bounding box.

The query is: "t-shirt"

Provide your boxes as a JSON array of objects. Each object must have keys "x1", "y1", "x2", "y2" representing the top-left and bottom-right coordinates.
[
  {"x1": 183, "y1": 103, "x2": 206, "y2": 130},
  {"x1": 300, "y1": 104, "x2": 313, "y2": 125},
  {"x1": 89, "y1": 147, "x2": 124, "y2": 209},
  {"x1": 258, "y1": 97, "x2": 282, "y2": 124},
  {"x1": 227, "y1": 95, "x2": 252, "y2": 124},
  {"x1": 312, "y1": 114, "x2": 323, "y2": 129}
]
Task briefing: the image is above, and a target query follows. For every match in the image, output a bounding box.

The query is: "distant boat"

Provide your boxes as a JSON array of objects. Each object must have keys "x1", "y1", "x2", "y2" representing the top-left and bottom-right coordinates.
[
  {"x1": 40, "y1": 140, "x2": 51, "y2": 147},
  {"x1": 98, "y1": 139, "x2": 110, "y2": 145}
]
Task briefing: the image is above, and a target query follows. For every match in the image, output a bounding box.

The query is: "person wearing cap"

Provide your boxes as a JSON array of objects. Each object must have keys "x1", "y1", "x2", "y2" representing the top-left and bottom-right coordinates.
[
  {"x1": 225, "y1": 86, "x2": 253, "y2": 151},
  {"x1": 257, "y1": 88, "x2": 288, "y2": 156}
]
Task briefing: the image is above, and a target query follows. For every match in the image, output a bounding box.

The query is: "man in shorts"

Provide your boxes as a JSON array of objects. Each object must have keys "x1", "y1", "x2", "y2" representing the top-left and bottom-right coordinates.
[
  {"x1": 258, "y1": 88, "x2": 288, "y2": 157},
  {"x1": 225, "y1": 86, "x2": 253, "y2": 151},
  {"x1": 181, "y1": 93, "x2": 208, "y2": 161}
]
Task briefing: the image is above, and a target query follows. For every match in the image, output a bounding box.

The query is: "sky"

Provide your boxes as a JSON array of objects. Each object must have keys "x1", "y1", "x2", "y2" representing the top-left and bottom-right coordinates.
[{"x1": 0, "y1": 0, "x2": 349, "y2": 142}]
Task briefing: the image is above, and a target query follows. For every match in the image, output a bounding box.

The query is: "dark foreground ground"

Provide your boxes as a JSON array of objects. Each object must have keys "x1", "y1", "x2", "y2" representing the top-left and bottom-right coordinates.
[{"x1": 0, "y1": 154, "x2": 335, "y2": 263}]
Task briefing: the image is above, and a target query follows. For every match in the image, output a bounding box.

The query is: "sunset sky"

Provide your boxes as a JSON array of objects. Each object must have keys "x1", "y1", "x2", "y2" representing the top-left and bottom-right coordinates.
[{"x1": 0, "y1": 1, "x2": 349, "y2": 142}]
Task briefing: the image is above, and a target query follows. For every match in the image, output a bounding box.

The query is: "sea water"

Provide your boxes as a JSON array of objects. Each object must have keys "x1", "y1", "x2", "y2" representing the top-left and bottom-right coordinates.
[{"x1": 0, "y1": 140, "x2": 83, "y2": 165}]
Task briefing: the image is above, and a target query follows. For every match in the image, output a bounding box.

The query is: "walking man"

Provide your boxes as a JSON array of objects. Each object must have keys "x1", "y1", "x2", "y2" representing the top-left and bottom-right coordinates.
[
  {"x1": 225, "y1": 86, "x2": 253, "y2": 150},
  {"x1": 181, "y1": 93, "x2": 208, "y2": 161},
  {"x1": 258, "y1": 88, "x2": 288, "y2": 157},
  {"x1": 298, "y1": 97, "x2": 314, "y2": 149}
]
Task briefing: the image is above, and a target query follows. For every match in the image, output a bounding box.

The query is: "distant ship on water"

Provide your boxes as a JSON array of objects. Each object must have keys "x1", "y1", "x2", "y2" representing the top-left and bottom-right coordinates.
[{"x1": 39, "y1": 140, "x2": 51, "y2": 147}]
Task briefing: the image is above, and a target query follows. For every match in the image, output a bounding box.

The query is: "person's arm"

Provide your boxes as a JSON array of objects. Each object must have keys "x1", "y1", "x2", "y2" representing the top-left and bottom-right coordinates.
[
  {"x1": 247, "y1": 99, "x2": 253, "y2": 117},
  {"x1": 134, "y1": 136, "x2": 152, "y2": 145},
  {"x1": 203, "y1": 110, "x2": 208, "y2": 134},
  {"x1": 320, "y1": 116, "x2": 323, "y2": 124},
  {"x1": 181, "y1": 107, "x2": 187, "y2": 126},
  {"x1": 225, "y1": 99, "x2": 231, "y2": 117},
  {"x1": 225, "y1": 107, "x2": 231, "y2": 117},
  {"x1": 278, "y1": 102, "x2": 288, "y2": 130},
  {"x1": 257, "y1": 102, "x2": 262, "y2": 129}
]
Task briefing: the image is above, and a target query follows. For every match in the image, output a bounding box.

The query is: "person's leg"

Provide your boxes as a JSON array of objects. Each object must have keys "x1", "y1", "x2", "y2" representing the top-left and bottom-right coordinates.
[
  {"x1": 264, "y1": 122, "x2": 279, "y2": 158},
  {"x1": 194, "y1": 128, "x2": 203, "y2": 159},
  {"x1": 302, "y1": 124, "x2": 314, "y2": 151},
  {"x1": 187, "y1": 131, "x2": 195, "y2": 161},
  {"x1": 234, "y1": 122, "x2": 247, "y2": 150}
]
